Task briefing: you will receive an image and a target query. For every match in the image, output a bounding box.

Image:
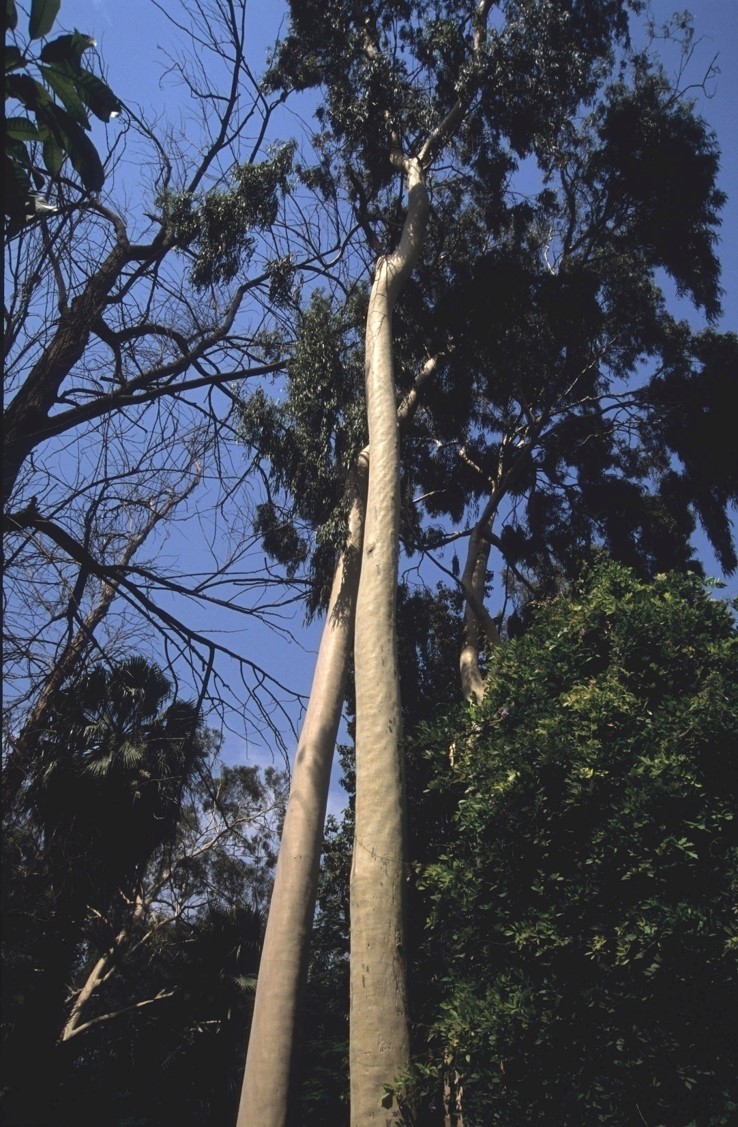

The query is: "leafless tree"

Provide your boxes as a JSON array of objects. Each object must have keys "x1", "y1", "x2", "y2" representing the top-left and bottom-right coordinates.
[{"x1": 2, "y1": 0, "x2": 354, "y2": 774}]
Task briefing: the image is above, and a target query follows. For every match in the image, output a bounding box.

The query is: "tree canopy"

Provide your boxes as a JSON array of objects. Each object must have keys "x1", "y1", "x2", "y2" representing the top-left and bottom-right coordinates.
[{"x1": 242, "y1": 2, "x2": 736, "y2": 626}]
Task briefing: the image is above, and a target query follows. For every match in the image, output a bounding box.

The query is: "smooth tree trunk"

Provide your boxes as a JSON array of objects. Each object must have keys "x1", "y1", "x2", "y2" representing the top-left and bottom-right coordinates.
[
  {"x1": 350, "y1": 157, "x2": 429, "y2": 1125},
  {"x1": 237, "y1": 4, "x2": 490, "y2": 1115},
  {"x1": 237, "y1": 457, "x2": 367, "y2": 1127},
  {"x1": 459, "y1": 522, "x2": 499, "y2": 703},
  {"x1": 236, "y1": 361, "x2": 436, "y2": 1127}
]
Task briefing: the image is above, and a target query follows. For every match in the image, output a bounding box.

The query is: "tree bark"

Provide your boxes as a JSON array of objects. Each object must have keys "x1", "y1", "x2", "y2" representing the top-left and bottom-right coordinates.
[
  {"x1": 350, "y1": 158, "x2": 428, "y2": 1125},
  {"x1": 459, "y1": 523, "x2": 499, "y2": 703},
  {"x1": 236, "y1": 355, "x2": 437, "y2": 1127},
  {"x1": 237, "y1": 455, "x2": 367, "y2": 1127}
]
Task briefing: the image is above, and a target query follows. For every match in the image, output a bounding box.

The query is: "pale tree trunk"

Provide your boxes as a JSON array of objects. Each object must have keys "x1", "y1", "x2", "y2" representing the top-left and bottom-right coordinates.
[
  {"x1": 238, "y1": 1, "x2": 490, "y2": 1113},
  {"x1": 236, "y1": 364, "x2": 437, "y2": 1127},
  {"x1": 350, "y1": 158, "x2": 429, "y2": 1126},
  {"x1": 459, "y1": 523, "x2": 500, "y2": 703},
  {"x1": 237, "y1": 456, "x2": 367, "y2": 1127},
  {"x1": 348, "y1": 3, "x2": 491, "y2": 1114},
  {"x1": 442, "y1": 1048, "x2": 465, "y2": 1127},
  {"x1": 61, "y1": 943, "x2": 120, "y2": 1043}
]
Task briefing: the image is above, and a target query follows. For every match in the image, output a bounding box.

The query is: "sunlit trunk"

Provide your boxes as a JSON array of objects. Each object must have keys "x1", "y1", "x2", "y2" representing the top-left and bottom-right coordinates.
[
  {"x1": 237, "y1": 457, "x2": 367, "y2": 1127},
  {"x1": 459, "y1": 524, "x2": 499, "y2": 702},
  {"x1": 350, "y1": 158, "x2": 428, "y2": 1125}
]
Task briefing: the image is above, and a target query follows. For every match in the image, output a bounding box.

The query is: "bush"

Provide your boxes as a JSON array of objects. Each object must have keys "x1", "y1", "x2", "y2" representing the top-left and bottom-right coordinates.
[{"x1": 415, "y1": 564, "x2": 738, "y2": 1125}]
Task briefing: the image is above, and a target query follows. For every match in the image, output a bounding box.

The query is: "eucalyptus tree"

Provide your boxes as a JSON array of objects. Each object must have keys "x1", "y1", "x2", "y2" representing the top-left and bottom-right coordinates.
[{"x1": 231, "y1": 1, "x2": 737, "y2": 1123}]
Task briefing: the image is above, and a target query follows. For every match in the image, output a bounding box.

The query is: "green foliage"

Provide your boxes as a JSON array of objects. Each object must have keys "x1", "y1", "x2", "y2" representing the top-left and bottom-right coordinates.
[
  {"x1": 3, "y1": 0, "x2": 122, "y2": 231},
  {"x1": 412, "y1": 564, "x2": 738, "y2": 1124},
  {"x1": 269, "y1": 0, "x2": 638, "y2": 194},
  {"x1": 25, "y1": 656, "x2": 207, "y2": 889},
  {"x1": 591, "y1": 69, "x2": 726, "y2": 319},
  {"x1": 644, "y1": 329, "x2": 738, "y2": 573},
  {"x1": 398, "y1": 34, "x2": 735, "y2": 589},
  {"x1": 238, "y1": 289, "x2": 367, "y2": 615},
  {"x1": 160, "y1": 142, "x2": 295, "y2": 287},
  {"x1": 1, "y1": 656, "x2": 285, "y2": 1126}
]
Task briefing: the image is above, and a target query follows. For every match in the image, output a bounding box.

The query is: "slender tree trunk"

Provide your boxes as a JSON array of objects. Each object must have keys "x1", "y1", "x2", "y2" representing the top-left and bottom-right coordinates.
[
  {"x1": 236, "y1": 359, "x2": 437, "y2": 1127},
  {"x1": 442, "y1": 1048, "x2": 465, "y2": 1127},
  {"x1": 237, "y1": 456, "x2": 367, "y2": 1127},
  {"x1": 59, "y1": 921, "x2": 130, "y2": 1043},
  {"x1": 459, "y1": 523, "x2": 499, "y2": 703},
  {"x1": 350, "y1": 158, "x2": 429, "y2": 1125}
]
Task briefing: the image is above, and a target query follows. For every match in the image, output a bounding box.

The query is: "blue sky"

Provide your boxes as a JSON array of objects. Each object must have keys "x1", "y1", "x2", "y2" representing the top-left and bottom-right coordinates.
[{"x1": 29, "y1": 0, "x2": 738, "y2": 809}]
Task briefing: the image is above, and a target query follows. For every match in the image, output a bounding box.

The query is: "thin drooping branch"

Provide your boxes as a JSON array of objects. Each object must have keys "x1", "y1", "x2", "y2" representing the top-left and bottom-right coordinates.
[
  {"x1": 4, "y1": 476, "x2": 200, "y2": 802},
  {"x1": 3, "y1": 508, "x2": 300, "y2": 714},
  {"x1": 60, "y1": 793, "x2": 261, "y2": 1044},
  {"x1": 60, "y1": 989, "x2": 177, "y2": 1042},
  {"x1": 24, "y1": 359, "x2": 286, "y2": 450}
]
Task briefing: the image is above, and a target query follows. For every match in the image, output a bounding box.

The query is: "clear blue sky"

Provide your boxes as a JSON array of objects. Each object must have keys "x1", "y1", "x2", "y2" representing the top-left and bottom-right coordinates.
[{"x1": 39, "y1": 0, "x2": 738, "y2": 805}]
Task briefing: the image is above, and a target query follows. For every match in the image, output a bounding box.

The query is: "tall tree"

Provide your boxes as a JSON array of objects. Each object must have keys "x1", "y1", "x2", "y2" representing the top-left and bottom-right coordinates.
[
  {"x1": 238, "y1": 1, "x2": 735, "y2": 1122},
  {"x1": 235, "y1": 1, "x2": 725, "y2": 1122},
  {"x1": 348, "y1": 149, "x2": 429, "y2": 1123}
]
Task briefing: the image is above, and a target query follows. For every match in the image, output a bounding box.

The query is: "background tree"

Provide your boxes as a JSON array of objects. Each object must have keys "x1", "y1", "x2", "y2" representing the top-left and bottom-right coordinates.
[
  {"x1": 1, "y1": 656, "x2": 287, "y2": 1126},
  {"x1": 2, "y1": 0, "x2": 349, "y2": 773},
  {"x1": 238, "y1": 1, "x2": 736, "y2": 1121}
]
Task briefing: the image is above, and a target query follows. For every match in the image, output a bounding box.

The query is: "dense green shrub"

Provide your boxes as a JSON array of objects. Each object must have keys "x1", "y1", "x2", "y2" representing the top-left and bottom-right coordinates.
[{"x1": 414, "y1": 564, "x2": 738, "y2": 1125}]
